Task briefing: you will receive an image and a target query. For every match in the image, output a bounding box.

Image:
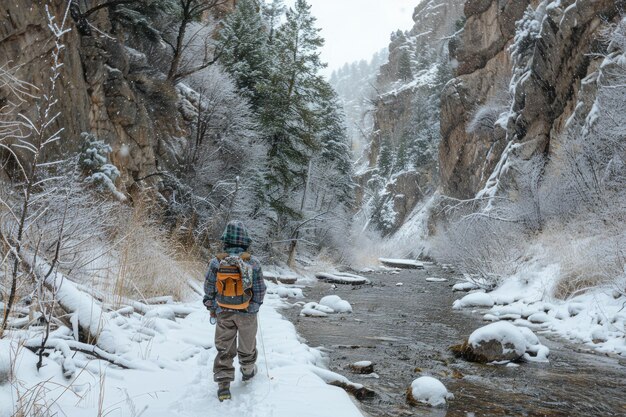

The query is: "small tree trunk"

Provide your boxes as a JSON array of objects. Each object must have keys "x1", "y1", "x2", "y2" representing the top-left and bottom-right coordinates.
[
  {"x1": 167, "y1": 17, "x2": 189, "y2": 82},
  {"x1": 287, "y1": 159, "x2": 312, "y2": 267}
]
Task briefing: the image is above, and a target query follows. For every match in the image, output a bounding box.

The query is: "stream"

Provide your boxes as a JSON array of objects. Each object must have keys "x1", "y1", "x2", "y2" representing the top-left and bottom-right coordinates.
[{"x1": 282, "y1": 265, "x2": 626, "y2": 417}]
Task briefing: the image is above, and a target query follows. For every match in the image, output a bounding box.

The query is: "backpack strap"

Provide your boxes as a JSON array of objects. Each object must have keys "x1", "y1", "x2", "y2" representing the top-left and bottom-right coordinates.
[
  {"x1": 240, "y1": 252, "x2": 251, "y2": 261},
  {"x1": 216, "y1": 253, "x2": 229, "y2": 261}
]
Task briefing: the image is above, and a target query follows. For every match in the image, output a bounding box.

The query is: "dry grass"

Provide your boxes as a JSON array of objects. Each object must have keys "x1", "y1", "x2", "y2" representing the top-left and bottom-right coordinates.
[
  {"x1": 541, "y1": 220, "x2": 625, "y2": 300},
  {"x1": 106, "y1": 194, "x2": 206, "y2": 306}
]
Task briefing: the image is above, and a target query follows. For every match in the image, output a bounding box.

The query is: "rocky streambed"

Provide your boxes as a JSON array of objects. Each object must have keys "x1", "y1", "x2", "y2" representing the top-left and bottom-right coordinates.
[{"x1": 282, "y1": 266, "x2": 626, "y2": 417}]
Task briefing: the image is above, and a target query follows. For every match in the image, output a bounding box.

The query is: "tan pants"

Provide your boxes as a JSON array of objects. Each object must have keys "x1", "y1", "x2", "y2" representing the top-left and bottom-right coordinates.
[{"x1": 213, "y1": 311, "x2": 258, "y2": 382}]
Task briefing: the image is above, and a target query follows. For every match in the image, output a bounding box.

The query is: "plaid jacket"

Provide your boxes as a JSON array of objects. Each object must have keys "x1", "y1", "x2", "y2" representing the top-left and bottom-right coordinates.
[{"x1": 203, "y1": 247, "x2": 266, "y2": 314}]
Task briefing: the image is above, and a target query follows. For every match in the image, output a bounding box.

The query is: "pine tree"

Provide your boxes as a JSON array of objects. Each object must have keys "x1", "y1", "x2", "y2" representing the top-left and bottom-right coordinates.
[
  {"x1": 377, "y1": 138, "x2": 393, "y2": 178},
  {"x1": 260, "y1": 0, "x2": 328, "y2": 214},
  {"x1": 317, "y1": 84, "x2": 354, "y2": 205},
  {"x1": 398, "y1": 49, "x2": 413, "y2": 81},
  {"x1": 218, "y1": 0, "x2": 269, "y2": 108},
  {"x1": 395, "y1": 135, "x2": 408, "y2": 172},
  {"x1": 262, "y1": 0, "x2": 286, "y2": 44}
]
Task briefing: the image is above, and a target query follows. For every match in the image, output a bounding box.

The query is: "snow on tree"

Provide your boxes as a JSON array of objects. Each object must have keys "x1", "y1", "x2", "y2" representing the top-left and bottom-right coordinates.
[
  {"x1": 163, "y1": 0, "x2": 231, "y2": 82},
  {"x1": 79, "y1": 133, "x2": 125, "y2": 201},
  {"x1": 260, "y1": 0, "x2": 330, "y2": 214},
  {"x1": 262, "y1": 0, "x2": 286, "y2": 44},
  {"x1": 397, "y1": 48, "x2": 413, "y2": 81},
  {"x1": 218, "y1": 0, "x2": 270, "y2": 108}
]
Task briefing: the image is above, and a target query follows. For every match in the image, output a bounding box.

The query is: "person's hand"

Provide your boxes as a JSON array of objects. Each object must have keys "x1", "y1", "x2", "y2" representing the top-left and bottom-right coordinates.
[
  {"x1": 210, "y1": 310, "x2": 217, "y2": 319},
  {"x1": 203, "y1": 299, "x2": 212, "y2": 310}
]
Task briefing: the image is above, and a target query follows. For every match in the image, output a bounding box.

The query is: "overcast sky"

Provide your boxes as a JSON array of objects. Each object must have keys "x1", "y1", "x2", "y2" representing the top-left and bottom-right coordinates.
[{"x1": 283, "y1": 0, "x2": 418, "y2": 76}]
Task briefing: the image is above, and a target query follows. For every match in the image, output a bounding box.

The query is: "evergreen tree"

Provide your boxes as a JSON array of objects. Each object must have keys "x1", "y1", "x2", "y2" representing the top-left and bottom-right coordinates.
[
  {"x1": 260, "y1": 0, "x2": 328, "y2": 215},
  {"x1": 377, "y1": 138, "x2": 393, "y2": 178},
  {"x1": 218, "y1": 0, "x2": 269, "y2": 108},
  {"x1": 398, "y1": 49, "x2": 413, "y2": 81},
  {"x1": 395, "y1": 135, "x2": 408, "y2": 172},
  {"x1": 262, "y1": 0, "x2": 286, "y2": 44},
  {"x1": 317, "y1": 84, "x2": 354, "y2": 205}
]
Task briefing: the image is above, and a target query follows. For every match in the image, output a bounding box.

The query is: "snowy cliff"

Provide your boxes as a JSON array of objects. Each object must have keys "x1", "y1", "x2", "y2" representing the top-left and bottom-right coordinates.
[
  {"x1": 356, "y1": 0, "x2": 465, "y2": 235},
  {"x1": 440, "y1": 0, "x2": 625, "y2": 199}
]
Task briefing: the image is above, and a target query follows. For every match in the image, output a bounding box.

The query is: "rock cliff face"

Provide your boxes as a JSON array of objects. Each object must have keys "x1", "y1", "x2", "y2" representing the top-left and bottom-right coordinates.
[
  {"x1": 371, "y1": 0, "x2": 465, "y2": 163},
  {"x1": 440, "y1": 0, "x2": 625, "y2": 198},
  {"x1": 357, "y1": 0, "x2": 464, "y2": 233},
  {"x1": 0, "y1": 1, "x2": 228, "y2": 191}
]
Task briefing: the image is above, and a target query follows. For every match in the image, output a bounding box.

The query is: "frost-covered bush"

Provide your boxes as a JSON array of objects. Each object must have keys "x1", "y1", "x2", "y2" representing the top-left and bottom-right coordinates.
[
  {"x1": 429, "y1": 200, "x2": 528, "y2": 290},
  {"x1": 79, "y1": 133, "x2": 125, "y2": 201},
  {"x1": 510, "y1": 6, "x2": 543, "y2": 67},
  {"x1": 467, "y1": 102, "x2": 506, "y2": 136}
]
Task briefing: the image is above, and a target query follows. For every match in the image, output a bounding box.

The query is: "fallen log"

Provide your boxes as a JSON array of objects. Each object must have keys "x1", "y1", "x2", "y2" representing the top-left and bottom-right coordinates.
[
  {"x1": 30, "y1": 256, "x2": 105, "y2": 345},
  {"x1": 23, "y1": 338, "x2": 153, "y2": 370}
]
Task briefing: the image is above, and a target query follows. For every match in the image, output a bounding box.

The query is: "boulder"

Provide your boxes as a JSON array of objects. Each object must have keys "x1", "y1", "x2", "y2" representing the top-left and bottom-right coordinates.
[
  {"x1": 407, "y1": 376, "x2": 454, "y2": 407},
  {"x1": 349, "y1": 361, "x2": 375, "y2": 374},
  {"x1": 452, "y1": 322, "x2": 526, "y2": 363}
]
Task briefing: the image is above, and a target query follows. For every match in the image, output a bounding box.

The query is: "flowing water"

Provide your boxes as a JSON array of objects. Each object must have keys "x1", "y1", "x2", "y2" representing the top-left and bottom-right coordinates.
[{"x1": 282, "y1": 266, "x2": 626, "y2": 417}]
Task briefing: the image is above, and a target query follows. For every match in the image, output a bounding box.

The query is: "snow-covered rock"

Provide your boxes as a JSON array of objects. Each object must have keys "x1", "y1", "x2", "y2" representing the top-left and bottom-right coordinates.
[
  {"x1": 591, "y1": 325, "x2": 609, "y2": 343},
  {"x1": 568, "y1": 303, "x2": 585, "y2": 317},
  {"x1": 264, "y1": 271, "x2": 298, "y2": 285},
  {"x1": 458, "y1": 322, "x2": 550, "y2": 364},
  {"x1": 144, "y1": 306, "x2": 176, "y2": 321},
  {"x1": 349, "y1": 361, "x2": 374, "y2": 374},
  {"x1": 379, "y1": 258, "x2": 424, "y2": 269},
  {"x1": 268, "y1": 286, "x2": 304, "y2": 299},
  {"x1": 300, "y1": 302, "x2": 334, "y2": 317},
  {"x1": 453, "y1": 292, "x2": 495, "y2": 309},
  {"x1": 452, "y1": 281, "x2": 480, "y2": 292},
  {"x1": 426, "y1": 277, "x2": 447, "y2": 282},
  {"x1": 528, "y1": 312, "x2": 550, "y2": 324},
  {"x1": 468, "y1": 322, "x2": 527, "y2": 362},
  {"x1": 319, "y1": 295, "x2": 352, "y2": 313},
  {"x1": 407, "y1": 376, "x2": 454, "y2": 407},
  {"x1": 315, "y1": 272, "x2": 370, "y2": 285}
]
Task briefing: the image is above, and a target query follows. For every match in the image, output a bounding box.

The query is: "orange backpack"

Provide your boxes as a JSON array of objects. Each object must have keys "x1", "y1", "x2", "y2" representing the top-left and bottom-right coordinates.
[{"x1": 215, "y1": 252, "x2": 253, "y2": 310}]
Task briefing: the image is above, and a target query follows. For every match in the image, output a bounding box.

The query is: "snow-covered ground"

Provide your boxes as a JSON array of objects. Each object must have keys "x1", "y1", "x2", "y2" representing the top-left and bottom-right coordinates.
[
  {"x1": 1, "y1": 283, "x2": 364, "y2": 417},
  {"x1": 452, "y1": 263, "x2": 626, "y2": 357}
]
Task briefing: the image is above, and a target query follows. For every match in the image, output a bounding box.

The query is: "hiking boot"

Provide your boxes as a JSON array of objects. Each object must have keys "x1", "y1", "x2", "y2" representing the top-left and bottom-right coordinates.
[
  {"x1": 217, "y1": 382, "x2": 231, "y2": 402},
  {"x1": 241, "y1": 365, "x2": 257, "y2": 382}
]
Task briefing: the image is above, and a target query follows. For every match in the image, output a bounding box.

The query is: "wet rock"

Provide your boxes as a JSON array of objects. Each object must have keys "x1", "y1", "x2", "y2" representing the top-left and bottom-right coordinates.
[
  {"x1": 451, "y1": 322, "x2": 526, "y2": 363},
  {"x1": 328, "y1": 380, "x2": 376, "y2": 401},
  {"x1": 349, "y1": 361, "x2": 375, "y2": 374}
]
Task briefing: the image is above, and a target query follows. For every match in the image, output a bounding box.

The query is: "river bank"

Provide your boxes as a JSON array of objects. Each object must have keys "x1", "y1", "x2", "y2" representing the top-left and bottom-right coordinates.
[{"x1": 282, "y1": 265, "x2": 626, "y2": 416}]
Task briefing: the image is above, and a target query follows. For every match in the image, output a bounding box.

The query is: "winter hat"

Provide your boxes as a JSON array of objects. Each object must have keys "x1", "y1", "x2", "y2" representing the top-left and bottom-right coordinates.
[{"x1": 220, "y1": 220, "x2": 252, "y2": 249}]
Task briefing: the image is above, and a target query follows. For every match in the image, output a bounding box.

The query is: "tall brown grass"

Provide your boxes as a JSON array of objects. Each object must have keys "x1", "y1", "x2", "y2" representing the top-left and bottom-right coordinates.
[{"x1": 108, "y1": 194, "x2": 206, "y2": 306}]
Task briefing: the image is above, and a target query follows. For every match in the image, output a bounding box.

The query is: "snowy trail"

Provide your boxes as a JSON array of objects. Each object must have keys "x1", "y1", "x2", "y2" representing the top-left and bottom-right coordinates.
[{"x1": 3, "y1": 287, "x2": 363, "y2": 417}]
